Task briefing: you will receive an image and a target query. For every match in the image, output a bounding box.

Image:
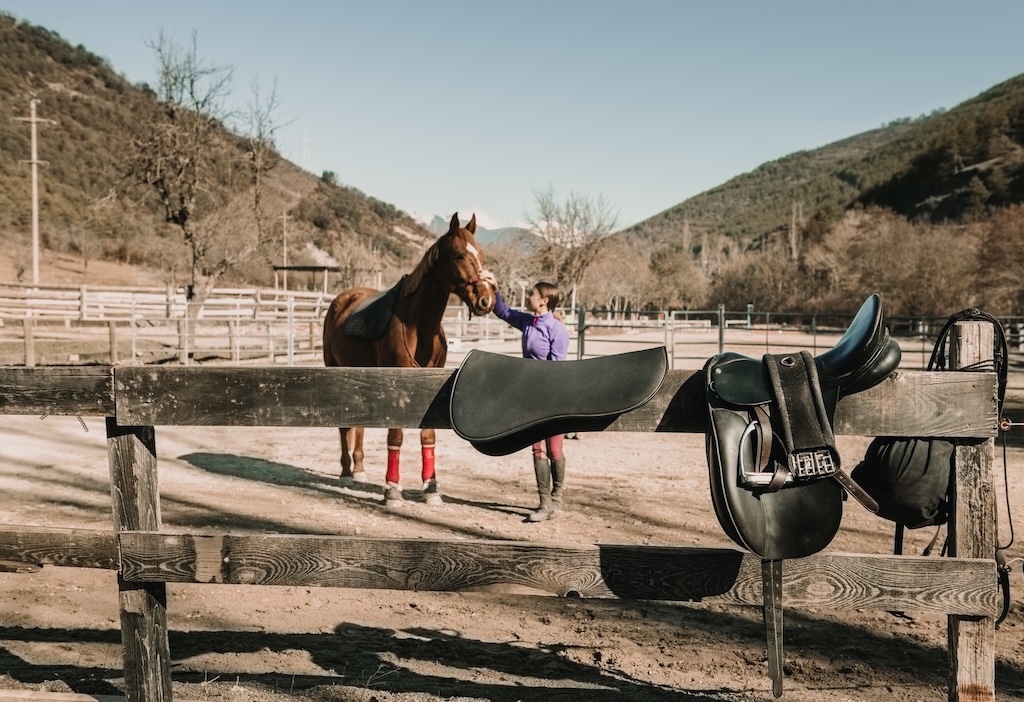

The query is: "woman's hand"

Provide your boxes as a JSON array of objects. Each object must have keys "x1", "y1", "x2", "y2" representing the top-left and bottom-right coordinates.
[{"x1": 480, "y1": 270, "x2": 498, "y2": 288}]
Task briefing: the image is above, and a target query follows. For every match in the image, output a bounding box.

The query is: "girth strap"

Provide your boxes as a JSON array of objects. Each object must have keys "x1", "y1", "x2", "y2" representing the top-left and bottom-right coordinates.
[
  {"x1": 763, "y1": 350, "x2": 838, "y2": 480},
  {"x1": 763, "y1": 351, "x2": 879, "y2": 512}
]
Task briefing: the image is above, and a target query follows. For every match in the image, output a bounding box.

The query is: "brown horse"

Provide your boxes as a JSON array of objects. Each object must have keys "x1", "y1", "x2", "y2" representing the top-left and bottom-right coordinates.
[{"x1": 322, "y1": 212, "x2": 495, "y2": 507}]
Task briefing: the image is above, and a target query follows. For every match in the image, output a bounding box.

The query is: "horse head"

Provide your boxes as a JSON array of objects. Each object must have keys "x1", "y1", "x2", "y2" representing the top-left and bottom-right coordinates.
[{"x1": 439, "y1": 212, "x2": 495, "y2": 316}]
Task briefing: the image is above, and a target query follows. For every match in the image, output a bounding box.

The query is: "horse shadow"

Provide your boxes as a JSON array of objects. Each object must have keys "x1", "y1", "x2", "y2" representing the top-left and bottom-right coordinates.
[
  {"x1": 176, "y1": 452, "x2": 540, "y2": 535},
  {"x1": 178, "y1": 451, "x2": 531, "y2": 517}
]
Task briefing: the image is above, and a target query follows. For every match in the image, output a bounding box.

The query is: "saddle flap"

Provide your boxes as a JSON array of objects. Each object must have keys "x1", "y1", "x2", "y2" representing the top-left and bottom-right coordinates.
[
  {"x1": 707, "y1": 353, "x2": 772, "y2": 405},
  {"x1": 450, "y1": 346, "x2": 668, "y2": 456},
  {"x1": 705, "y1": 399, "x2": 844, "y2": 560}
]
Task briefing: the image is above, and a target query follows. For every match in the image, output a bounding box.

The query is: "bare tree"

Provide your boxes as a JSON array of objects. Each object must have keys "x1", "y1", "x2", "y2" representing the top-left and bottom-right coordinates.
[
  {"x1": 582, "y1": 238, "x2": 649, "y2": 316},
  {"x1": 240, "y1": 76, "x2": 283, "y2": 247},
  {"x1": 481, "y1": 241, "x2": 533, "y2": 306},
  {"x1": 525, "y1": 185, "x2": 619, "y2": 306},
  {"x1": 126, "y1": 31, "x2": 281, "y2": 306}
]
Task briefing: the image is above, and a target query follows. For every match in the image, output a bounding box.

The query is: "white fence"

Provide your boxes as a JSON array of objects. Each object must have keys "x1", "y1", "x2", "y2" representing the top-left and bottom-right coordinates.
[
  {"x1": 0, "y1": 284, "x2": 522, "y2": 366},
  {"x1": 0, "y1": 283, "x2": 331, "y2": 321}
]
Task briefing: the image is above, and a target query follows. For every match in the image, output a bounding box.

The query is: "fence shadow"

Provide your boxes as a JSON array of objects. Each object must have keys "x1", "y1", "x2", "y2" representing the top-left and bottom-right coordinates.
[{"x1": 1, "y1": 597, "x2": 1021, "y2": 700}]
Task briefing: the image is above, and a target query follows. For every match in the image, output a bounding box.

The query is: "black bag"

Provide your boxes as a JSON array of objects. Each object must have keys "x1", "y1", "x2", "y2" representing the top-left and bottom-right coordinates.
[{"x1": 850, "y1": 308, "x2": 1007, "y2": 530}]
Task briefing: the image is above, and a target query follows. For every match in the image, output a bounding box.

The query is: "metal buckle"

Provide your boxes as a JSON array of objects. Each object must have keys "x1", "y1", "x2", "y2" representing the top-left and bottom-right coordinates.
[{"x1": 789, "y1": 450, "x2": 837, "y2": 479}]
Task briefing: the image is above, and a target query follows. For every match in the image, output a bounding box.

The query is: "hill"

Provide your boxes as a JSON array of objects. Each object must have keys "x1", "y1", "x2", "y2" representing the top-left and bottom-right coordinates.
[
  {"x1": 6, "y1": 11, "x2": 1024, "y2": 317},
  {"x1": 627, "y1": 74, "x2": 1024, "y2": 253},
  {"x1": 0, "y1": 13, "x2": 433, "y2": 292}
]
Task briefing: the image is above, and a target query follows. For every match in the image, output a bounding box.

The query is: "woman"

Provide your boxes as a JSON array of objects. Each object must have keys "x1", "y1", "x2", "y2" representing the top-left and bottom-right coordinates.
[{"x1": 480, "y1": 271, "x2": 569, "y2": 521}]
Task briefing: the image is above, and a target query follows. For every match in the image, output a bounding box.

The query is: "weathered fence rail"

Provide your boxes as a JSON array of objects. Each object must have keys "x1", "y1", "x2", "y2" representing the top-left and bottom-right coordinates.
[{"x1": 0, "y1": 321, "x2": 1003, "y2": 701}]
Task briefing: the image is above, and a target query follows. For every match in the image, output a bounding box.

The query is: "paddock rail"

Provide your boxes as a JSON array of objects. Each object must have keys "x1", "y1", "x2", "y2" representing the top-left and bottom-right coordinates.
[{"x1": 0, "y1": 321, "x2": 1003, "y2": 702}]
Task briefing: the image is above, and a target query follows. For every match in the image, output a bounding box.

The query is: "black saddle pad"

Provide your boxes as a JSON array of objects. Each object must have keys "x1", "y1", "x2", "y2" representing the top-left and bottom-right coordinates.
[
  {"x1": 342, "y1": 277, "x2": 405, "y2": 341},
  {"x1": 451, "y1": 346, "x2": 668, "y2": 456}
]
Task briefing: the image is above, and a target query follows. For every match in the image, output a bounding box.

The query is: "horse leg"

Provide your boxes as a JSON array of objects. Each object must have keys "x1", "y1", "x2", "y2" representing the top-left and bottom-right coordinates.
[
  {"x1": 420, "y1": 428, "x2": 442, "y2": 505},
  {"x1": 338, "y1": 427, "x2": 367, "y2": 486},
  {"x1": 384, "y1": 427, "x2": 404, "y2": 508}
]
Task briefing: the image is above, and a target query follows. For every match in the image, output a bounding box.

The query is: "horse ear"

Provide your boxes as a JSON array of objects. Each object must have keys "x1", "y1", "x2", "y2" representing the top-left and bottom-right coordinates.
[
  {"x1": 467, "y1": 213, "x2": 477, "y2": 234},
  {"x1": 448, "y1": 212, "x2": 460, "y2": 235}
]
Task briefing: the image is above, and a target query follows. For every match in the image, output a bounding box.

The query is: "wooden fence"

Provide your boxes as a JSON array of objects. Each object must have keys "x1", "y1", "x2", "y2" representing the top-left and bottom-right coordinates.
[{"x1": 0, "y1": 321, "x2": 1003, "y2": 701}]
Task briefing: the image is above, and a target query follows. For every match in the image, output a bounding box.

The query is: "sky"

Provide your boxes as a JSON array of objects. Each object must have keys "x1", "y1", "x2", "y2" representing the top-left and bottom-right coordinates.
[{"x1": 4, "y1": 1, "x2": 1024, "y2": 231}]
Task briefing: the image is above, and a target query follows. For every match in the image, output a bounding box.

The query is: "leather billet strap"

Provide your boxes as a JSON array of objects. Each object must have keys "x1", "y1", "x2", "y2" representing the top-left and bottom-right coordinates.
[
  {"x1": 763, "y1": 350, "x2": 839, "y2": 480},
  {"x1": 762, "y1": 559, "x2": 785, "y2": 698}
]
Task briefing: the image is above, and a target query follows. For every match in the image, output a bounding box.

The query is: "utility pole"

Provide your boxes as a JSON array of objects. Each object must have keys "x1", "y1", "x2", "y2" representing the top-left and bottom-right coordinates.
[
  {"x1": 13, "y1": 97, "x2": 56, "y2": 286},
  {"x1": 280, "y1": 210, "x2": 291, "y2": 289}
]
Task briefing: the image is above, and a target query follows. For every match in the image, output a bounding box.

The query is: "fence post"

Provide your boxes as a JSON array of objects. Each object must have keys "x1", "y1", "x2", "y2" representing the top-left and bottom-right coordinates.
[
  {"x1": 229, "y1": 320, "x2": 239, "y2": 363},
  {"x1": 109, "y1": 321, "x2": 119, "y2": 364},
  {"x1": 130, "y1": 315, "x2": 137, "y2": 362},
  {"x1": 948, "y1": 320, "x2": 997, "y2": 702},
  {"x1": 717, "y1": 304, "x2": 725, "y2": 355},
  {"x1": 105, "y1": 417, "x2": 172, "y2": 702},
  {"x1": 178, "y1": 318, "x2": 189, "y2": 365},
  {"x1": 664, "y1": 312, "x2": 675, "y2": 370},
  {"x1": 23, "y1": 318, "x2": 35, "y2": 367},
  {"x1": 576, "y1": 305, "x2": 586, "y2": 360},
  {"x1": 79, "y1": 284, "x2": 87, "y2": 320},
  {"x1": 287, "y1": 297, "x2": 296, "y2": 366}
]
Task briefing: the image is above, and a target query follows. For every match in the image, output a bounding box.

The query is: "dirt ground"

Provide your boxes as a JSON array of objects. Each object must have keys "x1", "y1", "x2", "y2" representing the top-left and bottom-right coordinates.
[{"x1": 0, "y1": 371, "x2": 1023, "y2": 702}]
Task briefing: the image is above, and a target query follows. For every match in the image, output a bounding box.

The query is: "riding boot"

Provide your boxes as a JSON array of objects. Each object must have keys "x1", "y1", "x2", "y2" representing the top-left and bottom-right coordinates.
[
  {"x1": 550, "y1": 457, "x2": 566, "y2": 513},
  {"x1": 528, "y1": 458, "x2": 554, "y2": 522}
]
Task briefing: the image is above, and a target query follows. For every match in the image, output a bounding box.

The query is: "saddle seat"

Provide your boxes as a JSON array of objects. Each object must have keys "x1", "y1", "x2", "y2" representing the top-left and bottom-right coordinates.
[
  {"x1": 709, "y1": 293, "x2": 901, "y2": 406},
  {"x1": 451, "y1": 346, "x2": 668, "y2": 456}
]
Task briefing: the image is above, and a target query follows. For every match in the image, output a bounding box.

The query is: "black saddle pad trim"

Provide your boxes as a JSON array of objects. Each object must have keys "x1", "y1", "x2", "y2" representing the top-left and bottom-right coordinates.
[
  {"x1": 451, "y1": 346, "x2": 668, "y2": 456},
  {"x1": 342, "y1": 277, "x2": 405, "y2": 341}
]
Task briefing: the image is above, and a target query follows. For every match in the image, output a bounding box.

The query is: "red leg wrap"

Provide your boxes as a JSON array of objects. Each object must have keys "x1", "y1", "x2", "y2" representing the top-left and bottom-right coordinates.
[
  {"x1": 421, "y1": 445, "x2": 436, "y2": 482},
  {"x1": 386, "y1": 447, "x2": 400, "y2": 484}
]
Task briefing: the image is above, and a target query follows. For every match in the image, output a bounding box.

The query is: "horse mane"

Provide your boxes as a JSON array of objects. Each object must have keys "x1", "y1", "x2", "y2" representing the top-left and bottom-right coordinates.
[{"x1": 402, "y1": 238, "x2": 441, "y2": 296}]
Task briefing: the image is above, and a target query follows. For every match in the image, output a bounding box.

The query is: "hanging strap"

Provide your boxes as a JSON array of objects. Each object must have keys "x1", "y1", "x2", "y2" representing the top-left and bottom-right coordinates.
[{"x1": 762, "y1": 559, "x2": 785, "y2": 698}]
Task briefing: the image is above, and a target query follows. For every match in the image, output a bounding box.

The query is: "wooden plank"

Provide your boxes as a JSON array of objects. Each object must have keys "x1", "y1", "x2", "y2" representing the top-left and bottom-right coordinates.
[
  {"x1": 112, "y1": 366, "x2": 998, "y2": 437},
  {"x1": 0, "y1": 526, "x2": 118, "y2": 569},
  {"x1": 117, "y1": 532, "x2": 998, "y2": 616},
  {"x1": 0, "y1": 692, "x2": 124, "y2": 701},
  {"x1": 0, "y1": 366, "x2": 113, "y2": 416},
  {"x1": 948, "y1": 321, "x2": 997, "y2": 702},
  {"x1": 106, "y1": 419, "x2": 172, "y2": 702}
]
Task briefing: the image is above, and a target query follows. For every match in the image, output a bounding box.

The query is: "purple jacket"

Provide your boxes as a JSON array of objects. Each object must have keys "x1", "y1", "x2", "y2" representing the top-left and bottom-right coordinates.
[{"x1": 492, "y1": 291, "x2": 569, "y2": 361}]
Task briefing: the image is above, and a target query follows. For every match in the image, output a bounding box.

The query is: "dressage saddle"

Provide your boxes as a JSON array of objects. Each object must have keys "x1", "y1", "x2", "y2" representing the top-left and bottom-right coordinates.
[
  {"x1": 704, "y1": 293, "x2": 901, "y2": 697},
  {"x1": 450, "y1": 346, "x2": 668, "y2": 456}
]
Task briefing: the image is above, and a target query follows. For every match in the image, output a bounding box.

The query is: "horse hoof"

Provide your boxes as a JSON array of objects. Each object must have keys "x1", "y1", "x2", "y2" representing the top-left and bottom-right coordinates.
[
  {"x1": 339, "y1": 471, "x2": 367, "y2": 487},
  {"x1": 384, "y1": 483, "x2": 404, "y2": 508},
  {"x1": 421, "y1": 479, "x2": 443, "y2": 506}
]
